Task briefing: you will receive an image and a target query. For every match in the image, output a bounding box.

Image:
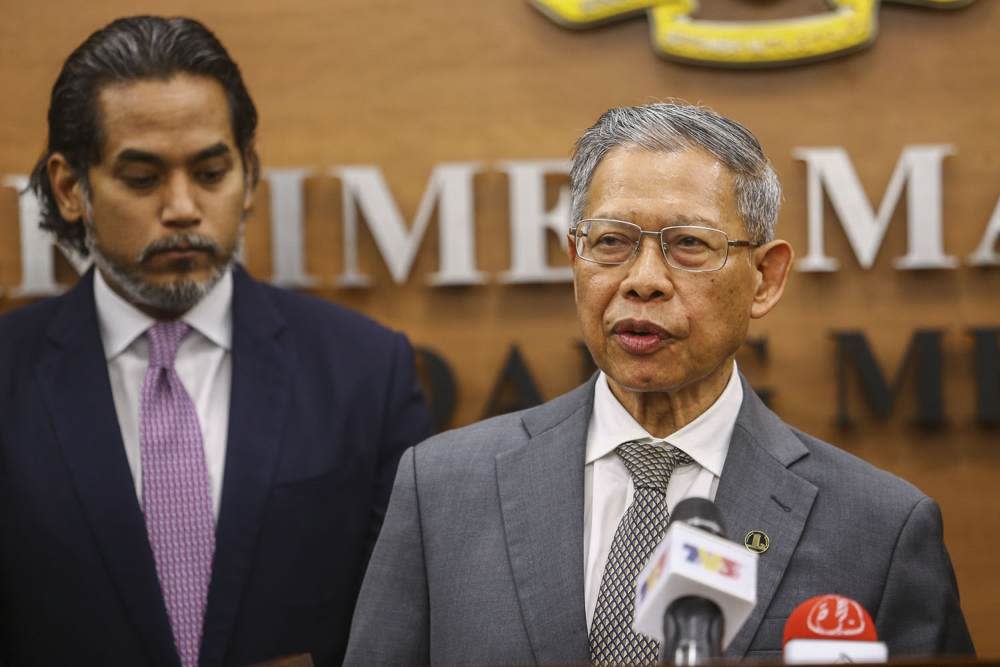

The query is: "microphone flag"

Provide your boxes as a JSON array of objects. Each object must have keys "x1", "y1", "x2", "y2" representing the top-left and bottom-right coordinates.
[{"x1": 633, "y1": 519, "x2": 757, "y2": 648}]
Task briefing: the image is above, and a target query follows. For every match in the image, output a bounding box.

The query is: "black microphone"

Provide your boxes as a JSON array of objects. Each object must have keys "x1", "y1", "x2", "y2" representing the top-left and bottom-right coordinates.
[{"x1": 659, "y1": 498, "x2": 727, "y2": 665}]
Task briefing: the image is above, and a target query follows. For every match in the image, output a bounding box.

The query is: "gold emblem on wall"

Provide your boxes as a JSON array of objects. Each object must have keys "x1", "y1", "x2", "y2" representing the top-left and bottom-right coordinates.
[{"x1": 530, "y1": 0, "x2": 975, "y2": 67}]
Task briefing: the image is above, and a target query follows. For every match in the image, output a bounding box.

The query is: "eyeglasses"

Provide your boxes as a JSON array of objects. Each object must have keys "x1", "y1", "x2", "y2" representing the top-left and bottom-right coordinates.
[{"x1": 570, "y1": 218, "x2": 759, "y2": 273}]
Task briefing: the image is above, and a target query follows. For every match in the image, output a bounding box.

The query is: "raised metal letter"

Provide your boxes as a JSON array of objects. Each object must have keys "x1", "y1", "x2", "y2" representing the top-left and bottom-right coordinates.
[
  {"x1": 264, "y1": 168, "x2": 317, "y2": 288},
  {"x1": 794, "y1": 146, "x2": 957, "y2": 271},
  {"x1": 332, "y1": 163, "x2": 485, "y2": 287},
  {"x1": 498, "y1": 160, "x2": 573, "y2": 283},
  {"x1": 5, "y1": 175, "x2": 89, "y2": 297}
]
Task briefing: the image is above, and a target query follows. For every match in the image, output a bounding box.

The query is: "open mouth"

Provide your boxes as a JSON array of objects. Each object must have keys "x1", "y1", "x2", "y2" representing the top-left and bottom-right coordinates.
[{"x1": 611, "y1": 319, "x2": 672, "y2": 355}]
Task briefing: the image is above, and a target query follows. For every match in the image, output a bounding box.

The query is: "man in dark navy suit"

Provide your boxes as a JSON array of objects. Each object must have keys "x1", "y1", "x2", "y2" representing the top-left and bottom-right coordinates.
[{"x1": 0, "y1": 16, "x2": 430, "y2": 667}]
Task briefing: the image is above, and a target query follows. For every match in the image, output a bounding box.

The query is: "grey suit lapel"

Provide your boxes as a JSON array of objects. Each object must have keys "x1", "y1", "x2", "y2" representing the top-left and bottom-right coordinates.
[
  {"x1": 495, "y1": 378, "x2": 596, "y2": 665},
  {"x1": 718, "y1": 376, "x2": 817, "y2": 658}
]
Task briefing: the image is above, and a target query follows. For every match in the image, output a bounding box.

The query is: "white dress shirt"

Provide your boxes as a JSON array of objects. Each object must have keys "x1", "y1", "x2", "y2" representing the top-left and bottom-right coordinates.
[
  {"x1": 94, "y1": 269, "x2": 233, "y2": 519},
  {"x1": 583, "y1": 364, "x2": 743, "y2": 629}
]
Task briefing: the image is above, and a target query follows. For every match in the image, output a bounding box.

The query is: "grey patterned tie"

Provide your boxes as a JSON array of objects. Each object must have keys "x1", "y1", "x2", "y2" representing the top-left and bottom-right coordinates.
[{"x1": 590, "y1": 440, "x2": 694, "y2": 666}]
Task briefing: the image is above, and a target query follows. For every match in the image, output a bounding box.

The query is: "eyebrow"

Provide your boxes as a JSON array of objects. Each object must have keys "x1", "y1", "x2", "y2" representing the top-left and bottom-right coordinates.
[
  {"x1": 192, "y1": 143, "x2": 233, "y2": 162},
  {"x1": 590, "y1": 212, "x2": 720, "y2": 227},
  {"x1": 667, "y1": 214, "x2": 720, "y2": 227},
  {"x1": 113, "y1": 142, "x2": 233, "y2": 167}
]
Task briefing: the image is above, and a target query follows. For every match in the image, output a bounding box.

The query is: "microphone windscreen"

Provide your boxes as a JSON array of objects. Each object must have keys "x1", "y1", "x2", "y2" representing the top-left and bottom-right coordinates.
[
  {"x1": 670, "y1": 496, "x2": 726, "y2": 537},
  {"x1": 783, "y1": 594, "x2": 878, "y2": 646}
]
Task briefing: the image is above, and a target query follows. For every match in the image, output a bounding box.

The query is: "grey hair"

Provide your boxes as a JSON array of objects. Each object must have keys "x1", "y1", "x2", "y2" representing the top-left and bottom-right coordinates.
[{"x1": 569, "y1": 102, "x2": 781, "y2": 244}]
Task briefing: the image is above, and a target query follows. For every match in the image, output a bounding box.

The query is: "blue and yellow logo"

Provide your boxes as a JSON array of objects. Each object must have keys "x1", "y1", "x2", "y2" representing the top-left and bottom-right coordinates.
[
  {"x1": 682, "y1": 543, "x2": 741, "y2": 577},
  {"x1": 530, "y1": 0, "x2": 975, "y2": 67}
]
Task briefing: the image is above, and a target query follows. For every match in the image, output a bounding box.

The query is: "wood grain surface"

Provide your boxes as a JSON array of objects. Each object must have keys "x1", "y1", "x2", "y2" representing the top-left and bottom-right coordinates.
[{"x1": 1, "y1": 0, "x2": 997, "y2": 654}]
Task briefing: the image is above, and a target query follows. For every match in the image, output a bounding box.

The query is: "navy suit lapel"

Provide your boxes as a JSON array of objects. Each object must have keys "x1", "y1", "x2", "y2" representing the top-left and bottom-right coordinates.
[
  {"x1": 200, "y1": 268, "x2": 293, "y2": 667},
  {"x1": 495, "y1": 379, "x2": 595, "y2": 665},
  {"x1": 717, "y1": 377, "x2": 817, "y2": 659},
  {"x1": 37, "y1": 269, "x2": 180, "y2": 667}
]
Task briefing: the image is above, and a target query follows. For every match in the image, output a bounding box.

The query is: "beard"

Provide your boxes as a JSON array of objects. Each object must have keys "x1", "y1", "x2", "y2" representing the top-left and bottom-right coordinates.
[{"x1": 83, "y1": 202, "x2": 242, "y2": 315}]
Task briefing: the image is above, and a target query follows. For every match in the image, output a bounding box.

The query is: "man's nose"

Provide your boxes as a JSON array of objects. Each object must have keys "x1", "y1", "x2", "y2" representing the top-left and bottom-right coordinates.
[
  {"x1": 619, "y1": 235, "x2": 675, "y2": 301},
  {"x1": 161, "y1": 173, "x2": 200, "y2": 226}
]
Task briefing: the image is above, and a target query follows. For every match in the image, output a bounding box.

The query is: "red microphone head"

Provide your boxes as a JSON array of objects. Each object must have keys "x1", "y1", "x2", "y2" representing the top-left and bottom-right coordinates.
[{"x1": 783, "y1": 594, "x2": 878, "y2": 646}]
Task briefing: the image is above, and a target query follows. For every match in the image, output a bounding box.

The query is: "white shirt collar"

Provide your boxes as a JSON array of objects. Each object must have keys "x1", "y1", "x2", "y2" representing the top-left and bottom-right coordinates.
[
  {"x1": 94, "y1": 268, "x2": 233, "y2": 360},
  {"x1": 184, "y1": 270, "x2": 233, "y2": 351},
  {"x1": 586, "y1": 363, "x2": 743, "y2": 477}
]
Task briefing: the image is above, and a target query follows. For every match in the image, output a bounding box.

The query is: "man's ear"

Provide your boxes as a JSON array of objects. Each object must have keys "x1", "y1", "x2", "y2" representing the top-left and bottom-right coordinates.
[
  {"x1": 749, "y1": 239, "x2": 794, "y2": 319},
  {"x1": 566, "y1": 233, "x2": 581, "y2": 302},
  {"x1": 242, "y1": 178, "x2": 255, "y2": 213},
  {"x1": 242, "y1": 144, "x2": 259, "y2": 214},
  {"x1": 47, "y1": 153, "x2": 86, "y2": 224}
]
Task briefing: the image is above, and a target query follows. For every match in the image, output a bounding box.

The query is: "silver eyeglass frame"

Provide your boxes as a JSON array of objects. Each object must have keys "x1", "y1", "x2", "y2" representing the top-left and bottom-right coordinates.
[{"x1": 569, "y1": 218, "x2": 760, "y2": 273}]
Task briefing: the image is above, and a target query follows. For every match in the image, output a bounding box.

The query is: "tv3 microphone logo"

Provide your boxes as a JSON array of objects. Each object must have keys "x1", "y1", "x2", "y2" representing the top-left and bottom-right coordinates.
[
  {"x1": 683, "y1": 543, "x2": 741, "y2": 577},
  {"x1": 637, "y1": 543, "x2": 740, "y2": 602},
  {"x1": 805, "y1": 595, "x2": 868, "y2": 637},
  {"x1": 530, "y1": 0, "x2": 976, "y2": 67}
]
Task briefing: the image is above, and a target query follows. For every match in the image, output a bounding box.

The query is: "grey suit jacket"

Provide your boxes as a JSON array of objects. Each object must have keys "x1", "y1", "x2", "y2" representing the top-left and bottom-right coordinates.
[{"x1": 345, "y1": 374, "x2": 973, "y2": 666}]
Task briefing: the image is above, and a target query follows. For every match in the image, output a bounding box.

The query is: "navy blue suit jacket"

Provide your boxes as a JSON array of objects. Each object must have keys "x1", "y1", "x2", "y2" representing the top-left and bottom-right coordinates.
[{"x1": 0, "y1": 267, "x2": 431, "y2": 667}]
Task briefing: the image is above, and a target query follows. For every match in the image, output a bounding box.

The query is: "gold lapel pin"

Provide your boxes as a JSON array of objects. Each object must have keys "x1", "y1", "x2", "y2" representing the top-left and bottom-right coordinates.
[{"x1": 744, "y1": 530, "x2": 770, "y2": 554}]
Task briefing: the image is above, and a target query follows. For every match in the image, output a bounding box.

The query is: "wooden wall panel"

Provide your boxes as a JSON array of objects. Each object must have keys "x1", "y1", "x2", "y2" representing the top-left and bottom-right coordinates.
[{"x1": 1, "y1": 0, "x2": 998, "y2": 653}]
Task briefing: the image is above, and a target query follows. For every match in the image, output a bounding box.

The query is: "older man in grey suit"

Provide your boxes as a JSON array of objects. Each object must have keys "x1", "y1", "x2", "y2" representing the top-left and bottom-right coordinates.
[{"x1": 344, "y1": 103, "x2": 974, "y2": 666}]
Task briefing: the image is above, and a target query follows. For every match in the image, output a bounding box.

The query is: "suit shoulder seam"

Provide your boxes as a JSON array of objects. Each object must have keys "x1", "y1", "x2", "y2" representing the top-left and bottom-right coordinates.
[
  {"x1": 873, "y1": 494, "x2": 932, "y2": 622},
  {"x1": 525, "y1": 399, "x2": 589, "y2": 439}
]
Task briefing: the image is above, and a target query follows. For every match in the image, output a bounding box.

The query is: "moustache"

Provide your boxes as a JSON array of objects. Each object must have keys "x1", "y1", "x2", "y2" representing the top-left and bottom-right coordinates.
[{"x1": 139, "y1": 234, "x2": 221, "y2": 263}]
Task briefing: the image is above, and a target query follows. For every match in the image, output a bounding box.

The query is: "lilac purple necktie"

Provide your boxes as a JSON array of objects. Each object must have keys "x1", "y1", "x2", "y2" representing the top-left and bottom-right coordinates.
[{"x1": 141, "y1": 321, "x2": 215, "y2": 667}]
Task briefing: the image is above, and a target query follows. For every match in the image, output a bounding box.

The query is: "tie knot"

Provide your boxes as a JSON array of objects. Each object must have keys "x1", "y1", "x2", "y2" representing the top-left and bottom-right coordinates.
[
  {"x1": 147, "y1": 321, "x2": 190, "y2": 369},
  {"x1": 617, "y1": 440, "x2": 693, "y2": 491}
]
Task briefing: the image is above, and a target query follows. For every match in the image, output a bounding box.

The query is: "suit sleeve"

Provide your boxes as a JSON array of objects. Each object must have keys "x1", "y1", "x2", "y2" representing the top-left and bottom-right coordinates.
[
  {"x1": 369, "y1": 333, "x2": 432, "y2": 550},
  {"x1": 345, "y1": 446, "x2": 430, "y2": 667},
  {"x1": 874, "y1": 497, "x2": 975, "y2": 656}
]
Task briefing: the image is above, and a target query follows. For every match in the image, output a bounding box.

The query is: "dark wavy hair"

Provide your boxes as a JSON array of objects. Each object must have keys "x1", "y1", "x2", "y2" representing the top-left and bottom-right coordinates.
[{"x1": 28, "y1": 15, "x2": 260, "y2": 256}]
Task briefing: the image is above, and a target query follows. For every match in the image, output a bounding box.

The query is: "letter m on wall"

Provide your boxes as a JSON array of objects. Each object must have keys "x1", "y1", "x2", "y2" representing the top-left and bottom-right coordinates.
[
  {"x1": 833, "y1": 330, "x2": 944, "y2": 427},
  {"x1": 794, "y1": 146, "x2": 957, "y2": 271}
]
